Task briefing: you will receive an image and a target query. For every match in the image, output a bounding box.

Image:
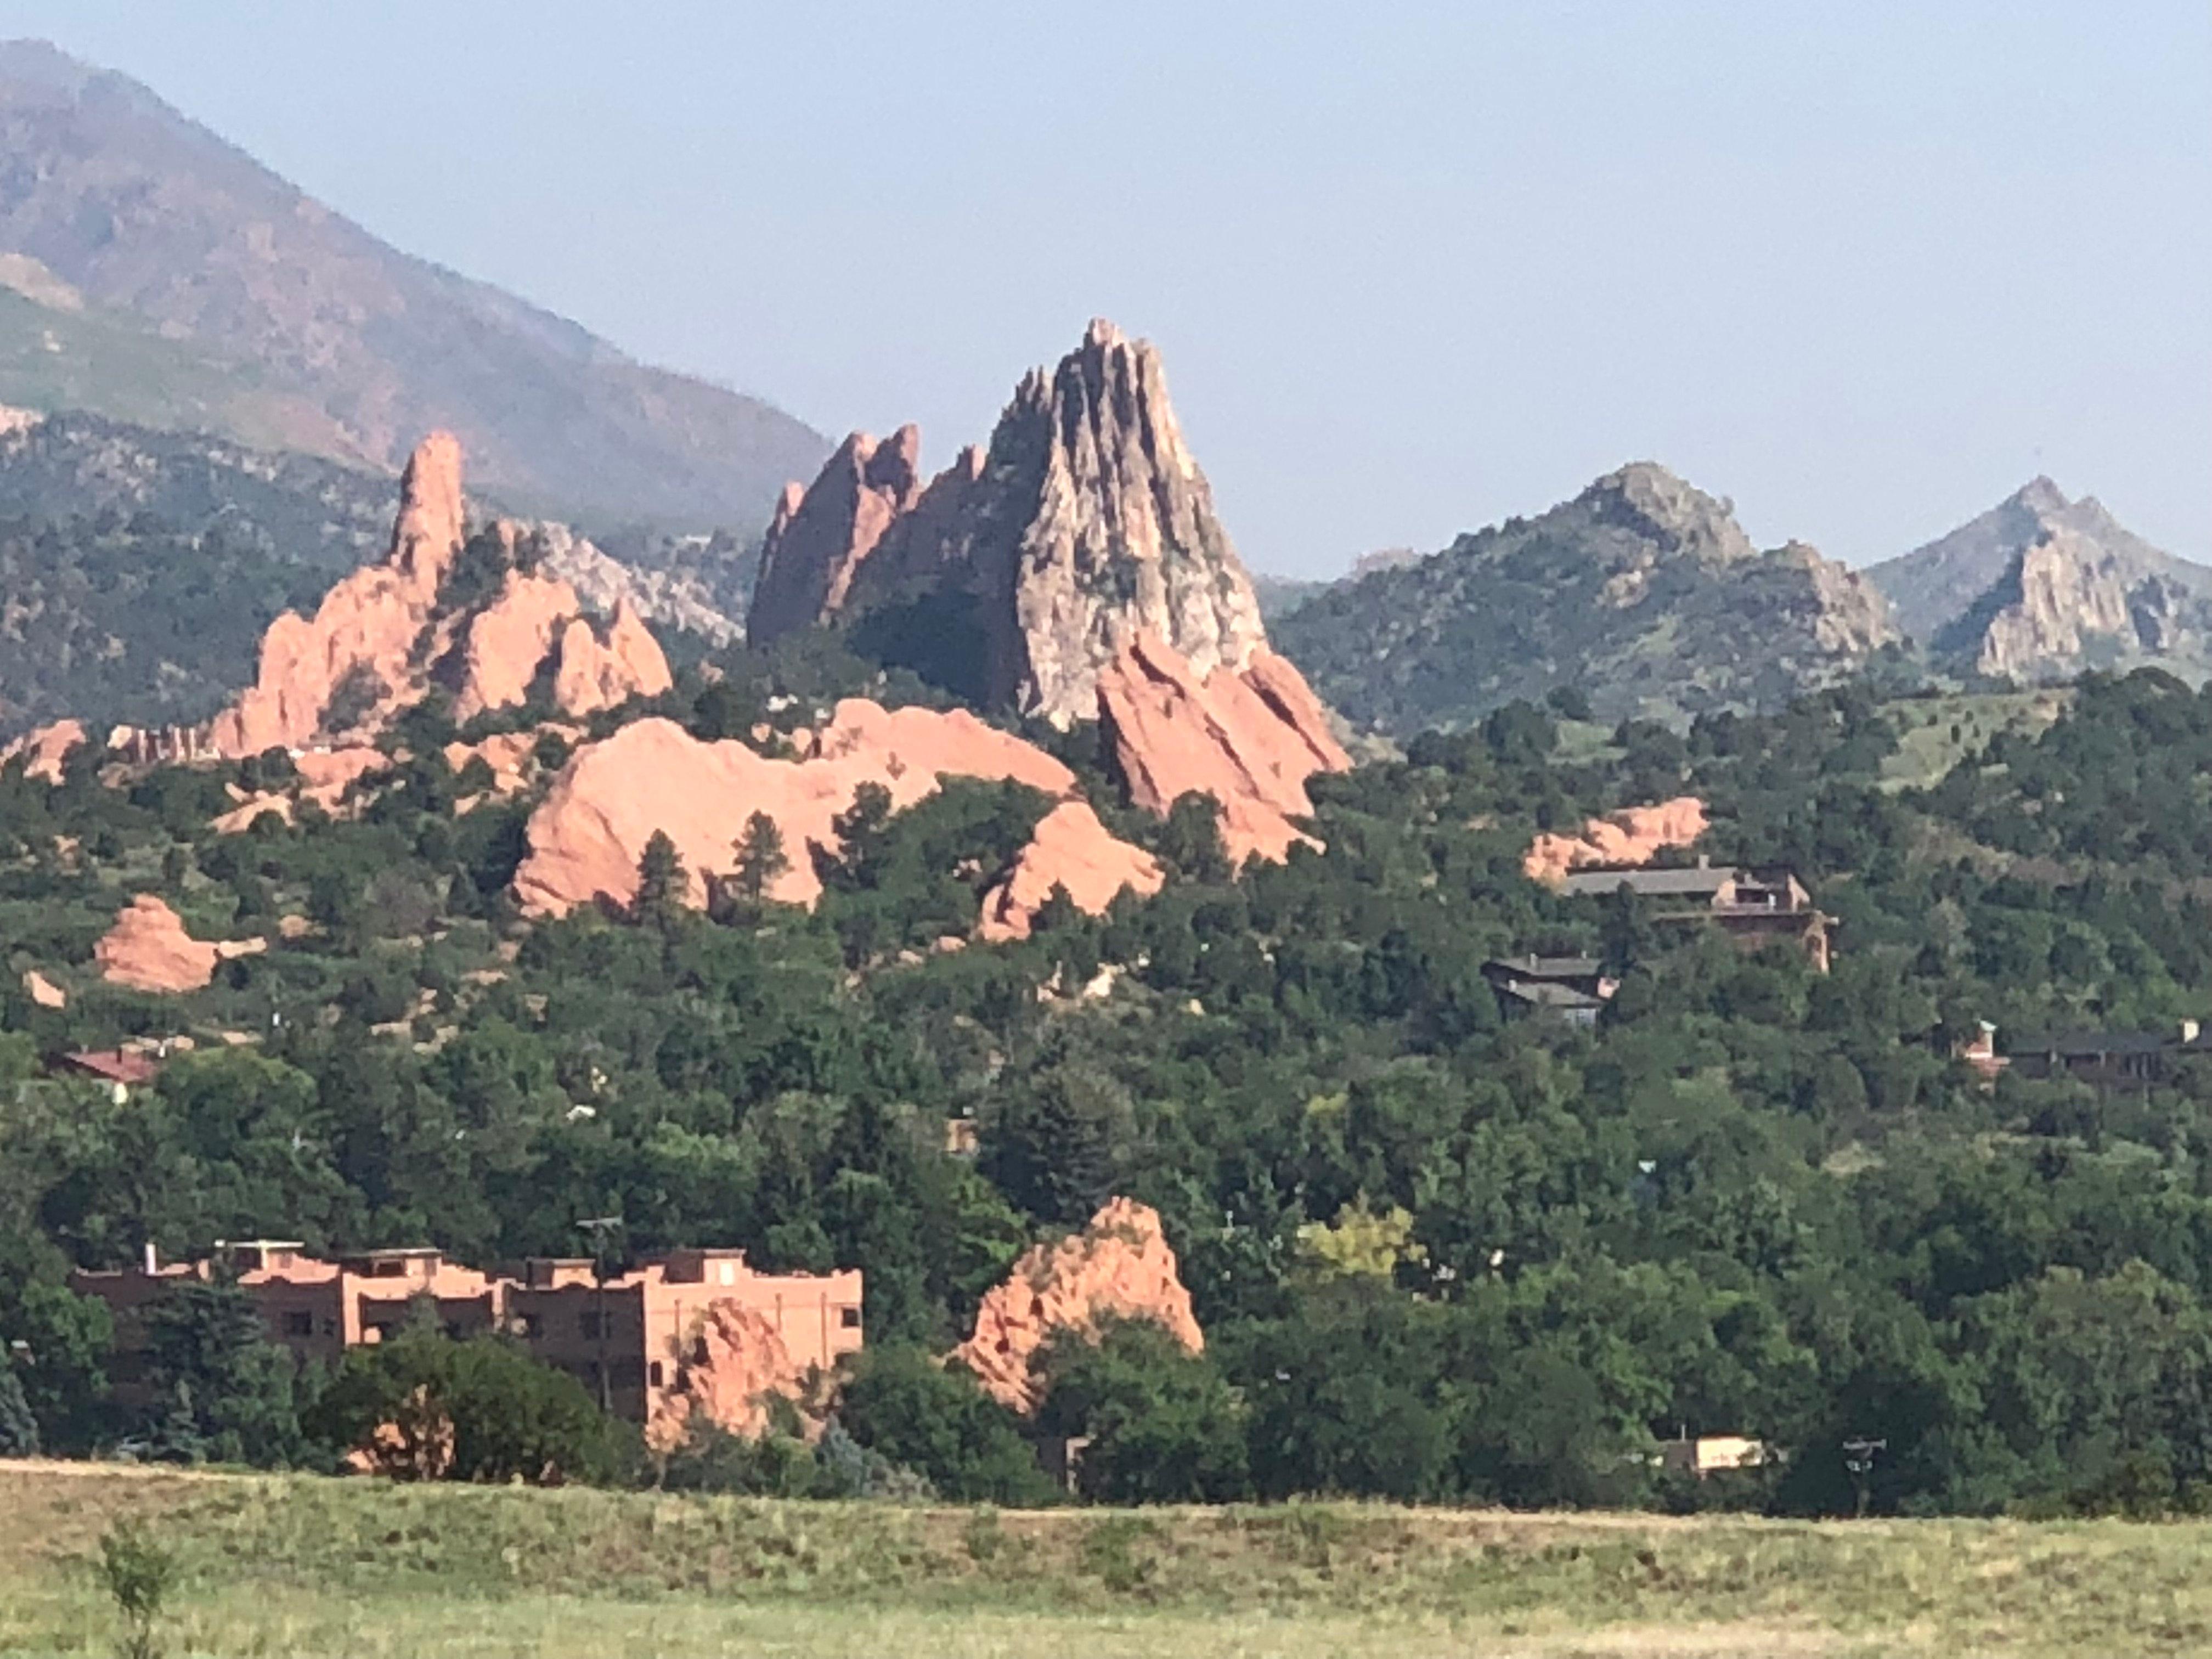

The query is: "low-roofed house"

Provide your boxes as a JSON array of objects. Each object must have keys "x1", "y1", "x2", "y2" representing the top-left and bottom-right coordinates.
[
  {"x1": 1558, "y1": 858, "x2": 1833, "y2": 972},
  {"x1": 1482, "y1": 956, "x2": 1616, "y2": 1026}
]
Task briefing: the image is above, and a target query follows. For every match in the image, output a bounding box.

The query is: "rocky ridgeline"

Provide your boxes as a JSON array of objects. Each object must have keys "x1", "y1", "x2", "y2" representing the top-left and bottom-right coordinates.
[
  {"x1": 1867, "y1": 477, "x2": 2212, "y2": 682},
  {"x1": 1276, "y1": 461, "x2": 1901, "y2": 733},
  {"x1": 749, "y1": 319, "x2": 1273, "y2": 729}
]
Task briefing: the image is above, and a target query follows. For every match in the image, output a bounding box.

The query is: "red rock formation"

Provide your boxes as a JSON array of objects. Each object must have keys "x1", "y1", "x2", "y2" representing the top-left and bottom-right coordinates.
[
  {"x1": 450, "y1": 567, "x2": 577, "y2": 723},
  {"x1": 978, "y1": 801, "x2": 1163, "y2": 941},
  {"x1": 2, "y1": 719, "x2": 84, "y2": 782},
  {"x1": 645, "y1": 1304, "x2": 815, "y2": 1450},
  {"x1": 1523, "y1": 797, "x2": 1708, "y2": 885},
  {"x1": 209, "y1": 746, "x2": 388, "y2": 834},
  {"x1": 206, "y1": 434, "x2": 465, "y2": 754},
  {"x1": 94, "y1": 895, "x2": 264, "y2": 993},
  {"x1": 749, "y1": 426, "x2": 923, "y2": 640},
  {"x1": 551, "y1": 602, "x2": 673, "y2": 717},
  {"x1": 1097, "y1": 632, "x2": 1351, "y2": 865},
  {"x1": 194, "y1": 435, "x2": 669, "y2": 755},
  {"x1": 951, "y1": 1198, "x2": 1203, "y2": 1415},
  {"x1": 747, "y1": 321, "x2": 1274, "y2": 727},
  {"x1": 513, "y1": 705, "x2": 1077, "y2": 916}
]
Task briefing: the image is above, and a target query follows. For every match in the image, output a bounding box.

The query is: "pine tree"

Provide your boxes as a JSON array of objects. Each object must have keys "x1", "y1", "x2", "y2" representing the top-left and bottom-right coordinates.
[
  {"x1": 732, "y1": 810, "x2": 792, "y2": 904},
  {"x1": 633, "y1": 830, "x2": 689, "y2": 929},
  {"x1": 0, "y1": 1365, "x2": 38, "y2": 1458}
]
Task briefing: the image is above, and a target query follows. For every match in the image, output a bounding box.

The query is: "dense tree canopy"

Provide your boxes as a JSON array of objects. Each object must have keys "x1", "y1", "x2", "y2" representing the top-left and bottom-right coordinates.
[{"x1": 12, "y1": 665, "x2": 2212, "y2": 1513}]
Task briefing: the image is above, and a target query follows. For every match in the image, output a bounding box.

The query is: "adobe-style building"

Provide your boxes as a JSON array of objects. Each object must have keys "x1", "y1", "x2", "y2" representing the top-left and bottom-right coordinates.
[
  {"x1": 1558, "y1": 859, "x2": 1834, "y2": 972},
  {"x1": 505, "y1": 1249, "x2": 863, "y2": 1419},
  {"x1": 70, "y1": 1242, "x2": 862, "y2": 1424}
]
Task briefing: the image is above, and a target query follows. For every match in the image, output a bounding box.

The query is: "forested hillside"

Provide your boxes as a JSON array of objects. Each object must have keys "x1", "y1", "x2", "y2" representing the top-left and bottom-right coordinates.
[
  {"x1": 11, "y1": 650, "x2": 2212, "y2": 1516},
  {"x1": 1276, "y1": 463, "x2": 1903, "y2": 733}
]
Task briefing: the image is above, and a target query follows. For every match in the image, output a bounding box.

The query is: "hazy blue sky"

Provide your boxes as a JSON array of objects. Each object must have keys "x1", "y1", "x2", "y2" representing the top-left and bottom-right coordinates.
[{"x1": 10, "y1": 2, "x2": 2208, "y2": 574}]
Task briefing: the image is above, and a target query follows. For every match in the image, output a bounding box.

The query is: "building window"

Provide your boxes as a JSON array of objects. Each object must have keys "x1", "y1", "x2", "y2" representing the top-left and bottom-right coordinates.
[
  {"x1": 648, "y1": 1362, "x2": 664, "y2": 1387},
  {"x1": 280, "y1": 1312, "x2": 314, "y2": 1338},
  {"x1": 839, "y1": 1307, "x2": 862, "y2": 1329}
]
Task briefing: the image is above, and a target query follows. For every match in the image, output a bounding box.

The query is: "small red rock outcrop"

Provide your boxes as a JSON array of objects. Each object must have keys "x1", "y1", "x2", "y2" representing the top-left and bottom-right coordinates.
[
  {"x1": 94, "y1": 895, "x2": 264, "y2": 994},
  {"x1": 978, "y1": 801, "x2": 1164, "y2": 941},
  {"x1": 512, "y1": 705, "x2": 1080, "y2": 915},
  {"x1": 551, "y1": 603, "x2": 674, "y2": 717},
  {"x1": 2, "y1": 719, "x2": 84, "y2": 782},
  {"x1": 645, "y1": 1304, "x2": 816, "y2": 1450},
  {"x1": 951, "y1": 1197, "x2": 1203, "y2": 1415},
  {"x1": 1523, "y1": 797, "x2": 1708, "y2": 885},
  {"x1": 1097, "y1": 631, "x2": 1351, "y2": 865}
]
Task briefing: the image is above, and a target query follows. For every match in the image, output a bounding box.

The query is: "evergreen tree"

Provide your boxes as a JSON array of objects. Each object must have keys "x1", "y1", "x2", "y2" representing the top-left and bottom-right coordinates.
[
  {"x1": 140, "y1": 1279, "x2": 303, "y2": 1467},
  {"x1": 733, "y1": 810, "x2": 793, "y2": 904},
  {"x1": 633, "y1": 830, "x2": 689, "y2": 929},
  {"x1": 0, "y1": 1366, "x2": 38, "y2": 1457}
]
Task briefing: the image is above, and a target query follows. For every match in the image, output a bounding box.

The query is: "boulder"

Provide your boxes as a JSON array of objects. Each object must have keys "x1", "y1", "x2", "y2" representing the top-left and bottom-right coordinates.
[
  {"x1": 1097, "y1": 632, "x2": 1351, "y2": 865},
  {"x1": 94, "y1": 895, "x2": 263, "y2": 994},
  {"x1": 951, "y1": 1197, "x2": 1203, "y2": 1416},
  {"x1": 977, "y1": 801, "x2": 1163, "y2": 941},
  {"x1": 1523, "y1": 797, "x2": 1708, "y2": 885},
  {"x1": 645, "y1": 1304, "x2": 815, "y2": 1450},
  {"x1": 512, "y1": 706, "x2": 1076, "y2": 916},
  {"x1": 21, "y1": 968, "x2": 65, "y2": 1008}
]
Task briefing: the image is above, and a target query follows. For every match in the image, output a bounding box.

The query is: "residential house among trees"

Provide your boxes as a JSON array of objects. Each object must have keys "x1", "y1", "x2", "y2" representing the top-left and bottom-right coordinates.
[{"x1": 1559, "y1": 859, "x2": 1835, "y2": 972}]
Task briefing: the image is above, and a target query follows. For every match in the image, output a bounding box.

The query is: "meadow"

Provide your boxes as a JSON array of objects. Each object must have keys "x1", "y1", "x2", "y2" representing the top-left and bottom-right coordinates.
[{"x1": 3, "y1": 1462, "x2": 2209, "y2": 1658}]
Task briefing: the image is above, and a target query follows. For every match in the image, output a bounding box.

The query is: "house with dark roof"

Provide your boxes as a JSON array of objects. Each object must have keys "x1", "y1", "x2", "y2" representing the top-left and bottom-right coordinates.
[
  {"x1": 1558, "y1": 858, "x2": 1833, "y2": 972},
  {"x1": 1481, "y1": 955, "x2": 1616, "y2": 1026},
  {"x1": 2004, "y1": 1020, "x2": 2205, "y2": 1090}
]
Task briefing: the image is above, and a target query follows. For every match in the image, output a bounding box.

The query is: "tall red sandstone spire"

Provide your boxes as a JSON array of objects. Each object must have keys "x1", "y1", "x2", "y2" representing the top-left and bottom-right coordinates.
[{"x1": 746, "y1": 320, "x2": 1271, "y2": 727}]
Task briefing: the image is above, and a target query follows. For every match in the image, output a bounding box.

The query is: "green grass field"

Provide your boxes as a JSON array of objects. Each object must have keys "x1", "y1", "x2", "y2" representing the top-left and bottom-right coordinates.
[{"x1": 5, "y1": 1462, "x2": 2210, "y2": 1657}]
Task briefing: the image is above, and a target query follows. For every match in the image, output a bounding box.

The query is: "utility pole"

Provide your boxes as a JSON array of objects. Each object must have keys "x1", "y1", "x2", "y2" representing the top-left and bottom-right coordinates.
[
  {"x1": 577, "y1": 1215, "x2": 623, "y2": 1414},
  {"x1": 1842, "y1": 1436, "x2": 1887, "y2": 1518}
]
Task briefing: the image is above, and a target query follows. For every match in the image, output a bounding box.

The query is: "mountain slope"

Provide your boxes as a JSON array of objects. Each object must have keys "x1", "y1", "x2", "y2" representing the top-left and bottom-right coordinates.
[
  {"x1": 0, "y1": 40, "x2": 827, "y2": 529},
  {"x1": 1866, "y1": 479, "x2": 2212, "y2": 681},
  {"x1": 1273, "y1": 463, "x2": 1900, "y2": 733}
]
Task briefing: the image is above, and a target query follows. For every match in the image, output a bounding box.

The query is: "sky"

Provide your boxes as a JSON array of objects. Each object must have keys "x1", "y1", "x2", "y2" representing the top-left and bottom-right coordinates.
[{"x1": 7, "y1": 2, "x2": 2208, "y2": 577}]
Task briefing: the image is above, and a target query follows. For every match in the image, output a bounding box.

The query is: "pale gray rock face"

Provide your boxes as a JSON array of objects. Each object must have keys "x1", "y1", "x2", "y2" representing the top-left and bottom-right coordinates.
[
  {"x1": 744, "y1": 319, "x2": 1272, "y2": 726},
  {"x1": 993, "y1": 319, "x2": 1268, "y2": 724},
  {"x1": 526, "y1": 521, "x2": 742, "y2": 647},
  {"x1": 1868, "y1": 479, "x2": 2212, "y2": 681}
]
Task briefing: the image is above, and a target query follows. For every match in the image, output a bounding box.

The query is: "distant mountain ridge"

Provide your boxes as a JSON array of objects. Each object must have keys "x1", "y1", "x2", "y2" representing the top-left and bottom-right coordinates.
[
  {"x1": 0, "y1": 39, "x2": 827, "y2": 531},
  {"x1": 1864, "y1": 479, "x2": 2212, "y2": 682},
  {"x1": 1273, "y1": 462, "x2": 1900, "y2": 733}
]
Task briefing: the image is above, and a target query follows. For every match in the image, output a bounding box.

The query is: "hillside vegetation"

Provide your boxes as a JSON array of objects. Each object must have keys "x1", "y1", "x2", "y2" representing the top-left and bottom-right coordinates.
[
  {"x1": 1276, "y1": 463, "x2": 1902, "y2": 733},
  {"x1": 5, "y1": 1463, "x2": 2210, "y2": 1658},
  {"x1": 13, "y1": 656, "x2": 2212, "y2": 1524}
]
